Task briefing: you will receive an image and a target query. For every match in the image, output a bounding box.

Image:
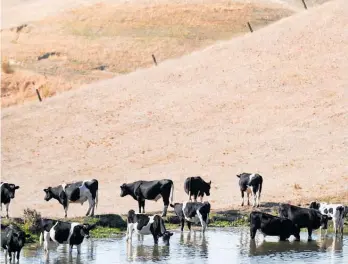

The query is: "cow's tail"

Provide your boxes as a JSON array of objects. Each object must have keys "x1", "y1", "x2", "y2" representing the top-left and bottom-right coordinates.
[
  {"x1": 170, "y1": 181, "x2": 174, "y2": 203},
  {"x1": 258, "y1": 177, "x2": 263, "y2": 198},
  {"x1": 39, "y1": 232, "x2": 43, "y2": 245},
  {"x1": 95, "y1": 189, "x2": 98, "y2": 209}
]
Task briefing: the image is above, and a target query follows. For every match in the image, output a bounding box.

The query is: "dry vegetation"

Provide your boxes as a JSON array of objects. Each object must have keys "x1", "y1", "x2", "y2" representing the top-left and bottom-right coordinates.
[{"x1": 1, "y1": 1, "x2": 294, "y2": 107}]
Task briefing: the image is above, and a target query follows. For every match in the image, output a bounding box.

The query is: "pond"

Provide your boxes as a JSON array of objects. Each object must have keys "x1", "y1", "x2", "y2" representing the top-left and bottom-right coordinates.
[{"x1": 1, "y1": 227, "x2": 347, "y2": 264}]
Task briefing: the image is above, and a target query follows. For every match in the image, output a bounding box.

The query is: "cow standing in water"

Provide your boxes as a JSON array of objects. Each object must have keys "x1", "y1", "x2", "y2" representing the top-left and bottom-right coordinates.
[
  {"x1": 184, "y1": 176, "x2": 211, "y2": 202},
  {"x1": 126, "y1": 209, "x2": 173, "y2": 245},
  {"x1": 120, "y1": 179, "x2": 174, "y2": 217},
  {"x1": 43, "y1": 179, "x2": 98, "y2": 218},
  {"x1": 237, "y1": 173, "x2": 263, "y2": 207}
]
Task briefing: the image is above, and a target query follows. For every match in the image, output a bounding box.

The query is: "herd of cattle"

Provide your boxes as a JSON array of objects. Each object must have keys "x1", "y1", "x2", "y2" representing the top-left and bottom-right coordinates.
[{"x1": 1, "y1": 173, "x2": 347, "y2": 262}]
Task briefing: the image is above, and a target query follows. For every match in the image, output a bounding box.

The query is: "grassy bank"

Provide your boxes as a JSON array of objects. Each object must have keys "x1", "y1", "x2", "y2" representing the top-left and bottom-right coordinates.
[{"x1": 2, "y1": 208, "x2": 347, "y2": 243}]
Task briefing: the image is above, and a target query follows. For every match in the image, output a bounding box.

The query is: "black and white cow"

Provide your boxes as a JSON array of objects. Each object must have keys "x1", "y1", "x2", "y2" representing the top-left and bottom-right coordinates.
[
  {"x1": 170, "y1": 201, "x2": 211, "y2": 233},
  {"x1": 1, "y1": 224, "x2": 30, "y2": 262},
  {"x1": 120, "y1": 179, "x2": 174, "y2": 217},
  {"x1": 278, "y1": 203, "x2": 329, "y2": 241},
  {"x1": 236, "y1": 173, "x2": 263, "y2": 207},
  {"x1": 309, "y1": 201, "x2": 345, "y2": 236},
  {"x1": 39, "y1": 219, "x2": 96, "y2": 254},
  {"x1": 249, "y1": 211, "x2": 300, "y2": 241},
  {"x1": 1, "y1": 182, "x2": 20, "y2": 218},
  {"x1": 126, "y1": 209, "x2": 173, "y2": 246},
  {"x1": 184, "y1": 176, "x2": 211, "y2": 202},
  {"x1": 43, "y1": 179, "x2": 98, "y2": 218}
]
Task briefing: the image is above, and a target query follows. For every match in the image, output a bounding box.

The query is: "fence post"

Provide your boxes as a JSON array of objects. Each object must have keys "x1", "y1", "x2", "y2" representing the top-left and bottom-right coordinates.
[
  {"x1": 247, "y1": 22, "x2": 253, "y2": 33},
  {"x1": 152, "y1": 54, "x2": 158, "y2": 66},
  {"x1": 36, "y1": 89, "x2": 42, "y2": 102}
]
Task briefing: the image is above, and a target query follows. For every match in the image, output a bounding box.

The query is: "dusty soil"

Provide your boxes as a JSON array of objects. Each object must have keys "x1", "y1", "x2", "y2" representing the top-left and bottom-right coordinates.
[
  {"x1": 1, "y1": 0, "x2": 347, "y2": 219},
  {"x1": 1, "y1": 0, "x2": 295, "y2": 108}
]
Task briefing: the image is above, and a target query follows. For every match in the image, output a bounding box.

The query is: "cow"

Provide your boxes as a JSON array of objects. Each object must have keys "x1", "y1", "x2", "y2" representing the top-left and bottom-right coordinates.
[
  {"x1": 249, "y1": 211, "x2": 300, "y2": 241},
  {"x1": 278, "y1": 203, "x2": 329, "y2": 241},
  {"x1": 170, "y1": 201, "x2": 210, "y2": 233},
  {"x1": 1, "y1": 224, "x2": 30, "y2": 262},
  {"x1": 39, "y1": 218, "x2": 96, "y2": 254},
  {"x1": 1, "y1": 182, "x2": 20, "y2": 218},
  {"x1": 236, "y1": 173, "x2": 263, "y2": 207},
  {"x1": 184, "y1": 176, "x2": 211, "y2": 202},
  {"x1": 120, "y1": 179, "x2": 174, "y2": 217},
  {"x1": 309, "y1": 201, "x2": 345, "y2": 236},
  {"x1": 43, "y1": 179, "x2": 98, "y2": 218},
  {"x1": 126, "y1": 209, "x2": 173, "y2": 246}
]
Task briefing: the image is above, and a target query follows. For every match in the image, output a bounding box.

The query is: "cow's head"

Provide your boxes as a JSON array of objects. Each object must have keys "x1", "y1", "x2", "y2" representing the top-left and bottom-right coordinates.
[
  {"x1": 320, "y1": 215, "x2": 329, "y2": 230},
  {"x1": 43, "y1": 187, "x2": 54, "y2": 201},
  {"x1": 204, "y1": 181, "x2": 212, "y2": 196},
  {"x1": 120, "y1": 183, "x2": 130, "y2": 197},
  {"x1": 162, "y1": 231, "x2": 173, "y2": 246},
  {"x1": 309, "y1": 201, "x2": 320, "y2": 210},
  {"x1": 80, "y1": 223, "x2": 97, "y2": 239},
  {"x1": 6, "y1": 184, "x2": 20, "y2": 199}
]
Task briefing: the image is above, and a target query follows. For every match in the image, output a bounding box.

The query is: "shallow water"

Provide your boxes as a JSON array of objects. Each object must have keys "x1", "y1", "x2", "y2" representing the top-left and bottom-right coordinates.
[{"x1": 1, "y1": 227, "x2": 347, "y2": 264}]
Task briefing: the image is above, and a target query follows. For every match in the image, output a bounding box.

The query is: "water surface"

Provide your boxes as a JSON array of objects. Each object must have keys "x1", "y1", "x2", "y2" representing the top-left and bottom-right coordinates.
[{"x1": 1, "y1": 227, "x2": 347, "y2": 264}]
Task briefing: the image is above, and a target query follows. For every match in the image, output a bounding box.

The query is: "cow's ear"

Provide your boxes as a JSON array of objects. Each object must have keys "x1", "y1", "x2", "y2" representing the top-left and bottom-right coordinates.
[
  {"x1": 236, "y1": 174, "x2": 241, "y2": 178},
  {"x1": 209, "y1": 181, "x2": 211, "y2": 185},
  {"x1": 15, "y1": 186, "x2": 20, "y2": 190}
]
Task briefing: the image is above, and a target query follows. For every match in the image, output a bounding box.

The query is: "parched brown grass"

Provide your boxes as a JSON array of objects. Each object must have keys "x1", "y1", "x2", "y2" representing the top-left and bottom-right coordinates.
[{"x1": 1, "y1": 1, "x2": 294, "y2": 108}]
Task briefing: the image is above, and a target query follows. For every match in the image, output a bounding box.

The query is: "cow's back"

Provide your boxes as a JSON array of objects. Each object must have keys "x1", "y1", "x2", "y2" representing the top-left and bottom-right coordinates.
[{"x1": 184, "y1": 177, "x2": 203, "y2": 194}]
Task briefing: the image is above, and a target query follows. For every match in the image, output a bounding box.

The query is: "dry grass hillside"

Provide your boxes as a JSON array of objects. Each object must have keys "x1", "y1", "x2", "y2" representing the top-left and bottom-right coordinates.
[
  {"x1": 1, "y1": 0, "x2": 296, "y2": 107},
  {"x1": 2, "y1": 0, "x2": 348, "y2": 218}
]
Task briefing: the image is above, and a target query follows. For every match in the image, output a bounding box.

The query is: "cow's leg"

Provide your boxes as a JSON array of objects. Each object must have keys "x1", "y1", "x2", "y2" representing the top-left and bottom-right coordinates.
[
  {"x1": 141, "y1": 200, "x2": 145, "y2": 213},
  {"x1": 17, "y1": 249, "x2": 21, "y2": 261},
  {"x1": 86, "y1": 196, "x2": 95, "y2": 216},
  {"x1": 199, "y1": 195, "x2": 203, "y2": 203},
  {"x1": 250, "y1": 226, "x2": 257, "y2": 240},
  {"x1": 196, "y1": 209, "x2": 206, "y2": 233},
  {"x1": 77, "y1": 244, "x2": 81, "y2": 255},
  {"x1": 69, "y1": 244, "x2": 73, "y2": 254},
  {"x1": 333, "y1": 219, "x2": 338, "y2": 235},
  {"x1": 307, "y1": 228, "x2": 313, "y2": 241},
  {"x1": 137, "y1": 200, "x2": 142, "y2": 214},
  {"x1": 5, "y1": 203, "x2": 10, "y2": 218},
  {"x1": 126, "y1": 225, "x2": 134, "y2": 242},
  {"x1": 241, "y1": 191, "x2": 245, "y2": 206},
  {"x1": 4, "y1": 249, "x2": 8, "y2": 260},
  {"x1": 44, "y1": 231, "x2": 50, "y2": 252},
  {"x1": 180, "y1": 219, "x2": 185, "y2": 232},
  {"x1": 187, "y1": 221, "x2": 192, "y2": 232},
  {"x1": 162, "y1": 195, "x2": 170, "y2": 217},
  {"x1": 64, "y1": 202, "x2": 69, "y2": 218}
]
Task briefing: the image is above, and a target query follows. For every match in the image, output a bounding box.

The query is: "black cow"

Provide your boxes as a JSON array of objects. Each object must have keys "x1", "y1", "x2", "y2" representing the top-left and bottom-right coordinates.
[
  {"x1": 120, "y1": 179, "x2": 174, "y2": 217},
  {"x1": 126, "y1": 209, "x2": 173, "y2": 246},
  {"x1": 237, "y1": 173, "x2": 263, "y2": 207},
  {"x1": 39, "y1": 218, "x2": 96, "y2": 254},
  {"x1": 278, "y1": 203, "x2": 329, "y2": 241},
  {"x1": 170, "y1": 201, "x2": 210, "y2": 233},
  {"x1": 1, "y1": 224, "x2": 30, "y2": 262},
  {"x1": 43, "y1": 179, "x2": 98, "y2": 218},
  {"x1": 1, "y1": 182, "x2": 20, "y2": 218},
  {"x1": 184, "y1": 176, "x2": 211, "y2": 202},
  {"x1": 249, "y1": 211, "x2": 300, "y2": 241}
]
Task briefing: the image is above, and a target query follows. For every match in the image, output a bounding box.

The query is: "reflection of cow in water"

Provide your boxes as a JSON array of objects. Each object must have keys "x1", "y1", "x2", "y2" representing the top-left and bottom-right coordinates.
[
  {"x1": 126, "y1": 243, "x2": 170, "y2": 262},
  {"x1": 249, "y1": 239, "x2": 320, "y2": 256},
  {"x1": 318, "y1": 236, "x2": 343, "y2": 252},
  {"x1": 178, "y1": 231, "x2": 208, "y2": 258}
]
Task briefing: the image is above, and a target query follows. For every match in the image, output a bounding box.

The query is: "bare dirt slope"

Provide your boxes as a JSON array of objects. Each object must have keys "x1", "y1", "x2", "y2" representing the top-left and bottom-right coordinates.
[
  {"x1": 2, "y1": 0, "x2": 347, "y2": 218},
  {"x1": 1, "y1": 0, "x2": 294, "y2": 108}
]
